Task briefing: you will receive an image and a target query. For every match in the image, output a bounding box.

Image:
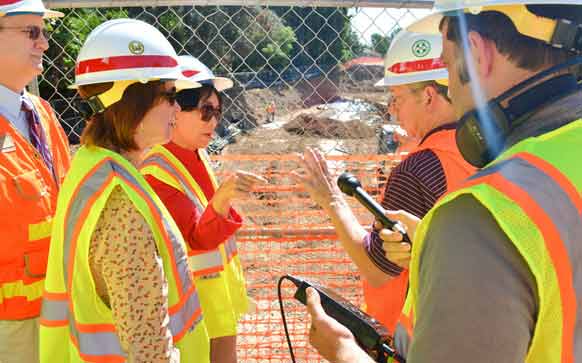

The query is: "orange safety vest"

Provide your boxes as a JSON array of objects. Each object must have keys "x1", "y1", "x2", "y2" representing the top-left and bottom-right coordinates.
[
  {"x1": 0, "y1": 93, "x2": 70, "y2": 320},
  {"x1": 362, "y1": 127, "x2": 474, "y2": 332}
]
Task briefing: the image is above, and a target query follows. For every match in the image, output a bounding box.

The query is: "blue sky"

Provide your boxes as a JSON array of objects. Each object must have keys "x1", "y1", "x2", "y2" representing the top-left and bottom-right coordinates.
[{"x1": 349, "y1": 7, "x2": 432, "y2": 44}]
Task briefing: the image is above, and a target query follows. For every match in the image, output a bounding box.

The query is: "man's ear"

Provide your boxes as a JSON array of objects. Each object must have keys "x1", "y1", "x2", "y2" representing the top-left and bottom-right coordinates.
[
  {"x1": 422, "y1": 85, "x2": 437, "y2": 108},
  {"x1": 467, "y1": 30, "x2": 494, "y2": 79}
]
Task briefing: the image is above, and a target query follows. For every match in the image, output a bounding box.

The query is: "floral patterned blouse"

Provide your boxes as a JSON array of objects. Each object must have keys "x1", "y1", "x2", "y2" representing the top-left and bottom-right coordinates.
[{"x1": 89, "y1": 186, "x2": 180, "y2": 363}]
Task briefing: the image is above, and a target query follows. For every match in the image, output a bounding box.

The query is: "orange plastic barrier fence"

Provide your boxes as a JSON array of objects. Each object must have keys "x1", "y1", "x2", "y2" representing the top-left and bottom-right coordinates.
[{"x1": 212, "y1": 153, "x2": 401, "y2": 362}]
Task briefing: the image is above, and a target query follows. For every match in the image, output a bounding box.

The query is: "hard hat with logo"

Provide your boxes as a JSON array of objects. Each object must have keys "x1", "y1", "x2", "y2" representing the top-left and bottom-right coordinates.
[
  {"x1": 178, "y1": 55, "x2": 234, "y2": 91},
  {"x1": 408, "y1": 0, "x2": 582, "y2": 54},
  {"x1": 0, "y1": 0, "x2": 63, "y2": 18},
  {"x1": 375, "y1": 30, "x2": 448, "y2": 87},
  {"x1": 71, "y1": 18, "x2": 199, "y2": 114}
]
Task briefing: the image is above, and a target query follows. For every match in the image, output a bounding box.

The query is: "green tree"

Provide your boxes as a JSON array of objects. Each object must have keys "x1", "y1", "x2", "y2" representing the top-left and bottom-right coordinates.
[
  {"x1": 274, "y1": 7, "x2": 350, "y2": 68},
  {"x1": 371, "y1": 26, "x2": 401, "y2": 56},
  {"x1": 42, "y1": 8, "x2": 128, "y2": 98},
  {"x1": 341, "y1": 22, "x2": 367, "y2": 62}
]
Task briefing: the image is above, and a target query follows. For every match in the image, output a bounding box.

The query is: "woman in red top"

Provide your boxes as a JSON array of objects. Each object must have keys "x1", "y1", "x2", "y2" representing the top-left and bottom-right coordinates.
[{"x1": 143, "y1": 55, "x2": 265, "y2": 363}]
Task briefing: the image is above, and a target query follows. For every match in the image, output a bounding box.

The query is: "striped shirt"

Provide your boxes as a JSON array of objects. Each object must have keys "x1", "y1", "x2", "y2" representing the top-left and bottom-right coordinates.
[{"x1": 364, "y1": 123, "x2": 455, "y2": 275}]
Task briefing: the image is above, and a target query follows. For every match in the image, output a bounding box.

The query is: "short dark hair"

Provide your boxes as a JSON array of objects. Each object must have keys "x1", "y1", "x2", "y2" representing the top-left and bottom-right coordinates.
[
  {"x1": 440, "y1": 7, "x2": 572, "y2": 72},
  {"x1": 176, "y1": 84, "x2": 222, "y2": 111},
  {"x1": 79, "y1": 81, "x2": 165, "y2": 152}
]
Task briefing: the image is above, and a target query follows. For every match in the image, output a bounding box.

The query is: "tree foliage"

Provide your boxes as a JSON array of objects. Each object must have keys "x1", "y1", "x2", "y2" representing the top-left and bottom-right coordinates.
[
  {"x1": 370, "y1": 26, "x2": 402, "y2": 56},
  {"x1": 42, "y1": 6, "x2": 361, "y2": 96}
]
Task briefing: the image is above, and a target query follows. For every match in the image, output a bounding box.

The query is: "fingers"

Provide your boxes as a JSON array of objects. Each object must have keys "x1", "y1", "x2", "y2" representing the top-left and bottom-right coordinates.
[
  {"x1": 382, "y1": 240, "x2": 411, "y2": 256},
  {"x1": 235, "y1": 170, "x2": 268, "y2": 184},
  {"x1": 309, "y1": 147, "x2": 333, "y2": 179},
  {"x1": 373, "y1": 220, "x2": 383, "y2": 232},
  {"x1": 304, "y1": 148, "x2": 328, "y2": 178},
  {"x1": 385, "y1": 210, "x2": 419, "y2": 230},
  {"x1": 305, "y1": 287, "x2": 325, "y2": 320},
  {"x1": 378, "y1": 228, "x2": 404, "y2": 242},
  {"x1": 382, "y1": 240, "x2": 411, "y2": 268}
]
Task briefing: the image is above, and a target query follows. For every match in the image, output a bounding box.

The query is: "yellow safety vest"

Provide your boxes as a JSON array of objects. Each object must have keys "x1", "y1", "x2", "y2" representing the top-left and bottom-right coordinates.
[
  {"x1": 39, "y1": 145, "x2": 209, "y2": 363},
  {"x1": 400, "y1": 120, "x2": 582, "y2": 363},
  {"x1": 141, "y1": 145, "x2": 247, "y2": 337}
]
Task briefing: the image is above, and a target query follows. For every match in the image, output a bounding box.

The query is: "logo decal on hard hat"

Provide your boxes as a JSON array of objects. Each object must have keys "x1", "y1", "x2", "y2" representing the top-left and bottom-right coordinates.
[
  {"x1": 128, "y1": 40, "x2": 145, "y2": 55},
  {"x1": 411, "y1": 39, "x2": 431, "y2": 58},
  {"x1": 182, "y1": 69, "x2": 200, "y2": 77}
]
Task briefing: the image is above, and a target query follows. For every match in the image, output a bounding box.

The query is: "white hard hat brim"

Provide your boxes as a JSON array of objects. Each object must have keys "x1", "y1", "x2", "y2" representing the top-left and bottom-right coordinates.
[
  {"x1": 211, "y1": 77, "x2": 234, "y2": 92},
  {"x1": 69, "y1": 69, "x2": 201, "y2": 90},
  {"x1": 43, "y1": 9, "x2": 64, "y2": 18},
  {"x1": 178, "y1": 76, "x2": 233, "y2": 91},
  {"x1": 375, "y1": 68, "x2": 449, "y2": 87},
  {"x1": 408, "y1": 0, "x2": 582, "y2": 34},
  {"x1": 2, "y1": 8, "x2": 64, "y2": 18}
]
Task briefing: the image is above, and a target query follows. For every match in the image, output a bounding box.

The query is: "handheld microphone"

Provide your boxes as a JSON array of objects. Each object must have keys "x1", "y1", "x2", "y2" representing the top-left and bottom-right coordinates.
[{"x1": 337, "y1": 172, "x2": 410, "y2": 244}]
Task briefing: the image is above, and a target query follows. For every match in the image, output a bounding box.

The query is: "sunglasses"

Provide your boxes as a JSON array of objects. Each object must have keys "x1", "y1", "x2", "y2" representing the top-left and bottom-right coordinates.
[
  {"x1": 0, "y1": 25, "x2": 49, "y2": 41},
  {"x1": 198, "y1": 104, "x2": 222, "y2": 122},
  {"x1": 159, "y1": 88, "x2": 177, "y2": 106}
]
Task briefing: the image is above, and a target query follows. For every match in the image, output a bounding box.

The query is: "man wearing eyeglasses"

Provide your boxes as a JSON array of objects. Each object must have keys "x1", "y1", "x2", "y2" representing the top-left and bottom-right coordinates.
[{"x1": 0, "y1": 1, "x2": 70, "y2": 362}]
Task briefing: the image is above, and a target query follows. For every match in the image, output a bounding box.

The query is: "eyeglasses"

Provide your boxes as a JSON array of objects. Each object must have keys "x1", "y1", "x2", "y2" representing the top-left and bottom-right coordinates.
[
  {"x1": 198, "y1": 104, "x2": 222, "y2": 122},
  {"x1": 159, "y1": 88, "x2": 177, "y2": 106},
  {"x1": 0, "y1": 25, "x2": 49, "y2": 41}
]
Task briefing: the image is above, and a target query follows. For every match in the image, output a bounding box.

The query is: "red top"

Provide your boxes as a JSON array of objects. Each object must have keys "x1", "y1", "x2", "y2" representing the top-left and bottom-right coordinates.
[{"x1": 145, "y1": 142, "x2": 242, "y2": 251}]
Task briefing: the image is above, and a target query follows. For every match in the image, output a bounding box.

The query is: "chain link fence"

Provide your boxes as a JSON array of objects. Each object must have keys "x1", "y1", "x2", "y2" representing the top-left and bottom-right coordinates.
[
  {"x1": 40, "y1": 0, "x2": 431, "y2": 156},
  {"x1": 38, "y1": 1, "x2": 431, "y2": 361}
]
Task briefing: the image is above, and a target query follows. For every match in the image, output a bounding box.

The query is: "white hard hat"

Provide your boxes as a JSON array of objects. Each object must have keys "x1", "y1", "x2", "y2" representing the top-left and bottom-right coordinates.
[
  {"x1": 408, "y1": 1, "x2": 582, "y2": 53},
  {"x1": 0, "y1": 0, "x2": 63, "y2": 18},
  {"x1": 178, "y1": 55, "x2": 234, "y2": 91},
  {"x1": 375, "y1": 30, "x2": 448, "y2": 87},
  {"x1": 71, "y1": 19, "x2": 199, "y2": 111}
]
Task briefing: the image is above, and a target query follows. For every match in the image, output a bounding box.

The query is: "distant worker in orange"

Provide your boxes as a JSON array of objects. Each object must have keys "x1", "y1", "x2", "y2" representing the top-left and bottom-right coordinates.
[
  {"x1": 294, "y1": 30, "x2": 475, "y2": 332},
  {"x1": 141, "y1": 55, "x2": 267, "y2": 363},
  {"x1": 0, "y1": 1, "x2": 71, "y2": 362},
  {"x1": 266, "y1": 101, "x2": 276, "y2": 123}
]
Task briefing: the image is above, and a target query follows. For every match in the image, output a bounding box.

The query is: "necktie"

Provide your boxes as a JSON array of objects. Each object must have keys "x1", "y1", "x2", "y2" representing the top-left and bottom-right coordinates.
[{"x1": 21, "y1": 97, "x2": 57, "y2": 183}]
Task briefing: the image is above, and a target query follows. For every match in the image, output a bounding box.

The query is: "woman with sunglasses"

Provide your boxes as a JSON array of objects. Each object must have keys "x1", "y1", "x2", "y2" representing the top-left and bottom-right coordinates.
[
  {"x1": 142, "y1": 55, "x2": 266, "y2": 363},
  {"x1": 39, "y1": 20, "x2": 210, "y2": 363}
]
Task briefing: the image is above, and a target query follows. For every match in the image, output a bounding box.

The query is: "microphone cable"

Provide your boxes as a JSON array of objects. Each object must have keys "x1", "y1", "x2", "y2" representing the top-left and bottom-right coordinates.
[{"x1": 278, "y1": 274, "x2": 302, "y2": 363}]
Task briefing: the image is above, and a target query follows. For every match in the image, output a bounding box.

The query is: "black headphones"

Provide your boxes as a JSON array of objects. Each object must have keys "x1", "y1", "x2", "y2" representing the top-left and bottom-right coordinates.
[{"x1": 456, "y1": 55, "x2": 582, "y2": 168}]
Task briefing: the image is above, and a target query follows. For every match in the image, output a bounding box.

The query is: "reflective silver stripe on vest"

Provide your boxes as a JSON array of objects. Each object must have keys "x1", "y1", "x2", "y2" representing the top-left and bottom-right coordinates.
[
  {"x1": 63, "y1": 164, "x2": 111, "y2": 286},
  {"x1": 70, "y1": 322, "x2": 126, "y2": 358},
  {"x1": 41, "y1": 298, "x2": 69, "y2": 323},
  {"x1": 143, "y1": 155, "x2": 205, "y2": 212},
  {"x1": 63, "y1": 159, "x2": 201, "y2": 341},
  {"x1": 225, "y1": 237, "x2": 238, "y2": 261},
  {"x1": 393, "y1": 322, "x2": 411, "y2": 361},
  {"x1": 144, "y1": 155, "x2": 224, "y2": 274},
  {"x1": 168, "y1": 286, "x2": 202, "y2": 336},
  {"x1": 189, "y1": 250, "x2": 223, "y2": 274},
  {"x1": 471, "y1": 155, "x2": 582, "y2": 358},
  {"x1": 41, "y1": 298, "x2": 127, "y2": 358}
]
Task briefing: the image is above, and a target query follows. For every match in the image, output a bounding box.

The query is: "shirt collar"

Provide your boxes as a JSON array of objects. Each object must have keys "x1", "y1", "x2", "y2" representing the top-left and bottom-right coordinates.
[
  {"x1": 418, "y1": 122, "x2": 458, "y2": 146},
  {"x1": 0, "y1": 83, "x2": 24, "y2": 121},
  {"x1": 505, "y1": 89, "x2": 582, "y2": 147},
  {"x1": 165, "y1": 141, "x2": 201, "y2": 161}
]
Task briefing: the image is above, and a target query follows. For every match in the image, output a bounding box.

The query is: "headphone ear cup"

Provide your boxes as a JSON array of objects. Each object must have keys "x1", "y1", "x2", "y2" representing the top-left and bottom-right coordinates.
[
  {"x1": 455, "y1": 102, "x2": 510, "y2": 168},
  {"x1": 75, "y1": 99, "x2": 97, "y2": 120}
]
